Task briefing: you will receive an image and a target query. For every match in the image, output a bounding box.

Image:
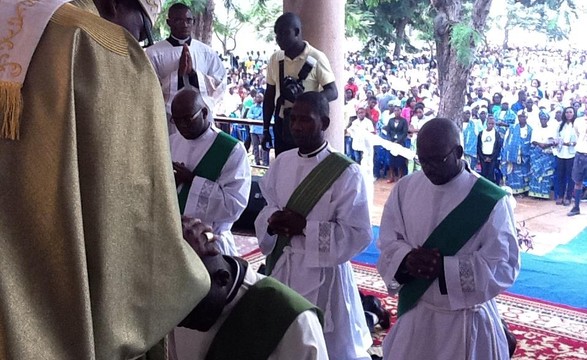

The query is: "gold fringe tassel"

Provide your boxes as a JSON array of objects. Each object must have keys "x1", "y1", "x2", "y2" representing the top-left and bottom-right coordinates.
[{"x1": 0, "y1": 81, "x2": 23, "y2": 140}]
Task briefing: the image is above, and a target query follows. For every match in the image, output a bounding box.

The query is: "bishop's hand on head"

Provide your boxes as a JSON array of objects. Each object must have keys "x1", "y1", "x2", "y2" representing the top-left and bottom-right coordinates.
[{"x1": 181, "y1": 216, "x2": 219, "y2": 257}]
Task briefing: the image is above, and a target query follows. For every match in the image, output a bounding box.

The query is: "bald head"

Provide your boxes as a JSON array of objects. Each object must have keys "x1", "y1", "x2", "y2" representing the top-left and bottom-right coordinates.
[
  {"x1": 172, "y1": 88, "x2": 207, "y2": 111},
  {"x1": 171, "y1": 88, "x2": 209, "y2": 139},
  {"x1": 418, "y1": 118, "x2": 461, "y2": 150},
  {"x1": 417, "y1": 118, "x2": 464, "y2": 185}
]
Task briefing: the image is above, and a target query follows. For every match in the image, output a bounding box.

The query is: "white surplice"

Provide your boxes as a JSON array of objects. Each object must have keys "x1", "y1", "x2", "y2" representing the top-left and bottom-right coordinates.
[
  {"x1": 255, "y1": 145, "x2": 373, "y2": 360},
  {"x1": 169, "y1": 263, "x2": 328, "y2": 360},
  {"x1": 170, "y1": 126, "x2": 251, "y2": 255},
  {"x1": 377, "y1": 167, "x2": 520, "y2": 360},
  {"x1": 146, "y1": 38, "x2": 226, "y2": 132}
]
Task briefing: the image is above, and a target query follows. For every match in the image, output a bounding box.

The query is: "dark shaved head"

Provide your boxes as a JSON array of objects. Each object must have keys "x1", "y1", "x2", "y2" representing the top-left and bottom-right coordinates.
[
  {"x1": 417, "y1": 118, "x2": 464, "y2": 185},
  {"x1": 274, "y1": 12, "x2": 303, "y2": 52},
  {"x1": 171, "y1": 88, "x2": 209, "y2": 139},
  {"x1": 275, "y1": 12, "x2": 302, "y2": 32},
  {"x1": 418, "y1": 118, "x2": 461, "y2": 149}
]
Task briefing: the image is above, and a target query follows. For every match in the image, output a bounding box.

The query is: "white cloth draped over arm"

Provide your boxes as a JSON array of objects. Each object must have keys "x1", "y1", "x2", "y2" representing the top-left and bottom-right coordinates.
[
  {"x1": 192, "y1": 46, "x2": 227, "y2": 112},
  {"x1": 368, "y1": 132, "x2": 416, "y2": 159}
]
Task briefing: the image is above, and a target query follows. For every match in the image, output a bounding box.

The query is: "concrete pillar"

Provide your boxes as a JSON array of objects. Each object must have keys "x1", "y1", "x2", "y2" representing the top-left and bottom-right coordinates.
[{"x1": 284, "y1": 0, "x2": 345, "y2": 152}]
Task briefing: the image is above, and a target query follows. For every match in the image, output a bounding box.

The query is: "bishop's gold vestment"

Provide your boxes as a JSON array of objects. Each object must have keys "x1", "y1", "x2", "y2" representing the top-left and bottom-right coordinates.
[{"x1": 0, "y1": 4, "x2": 210, "y2": 359}]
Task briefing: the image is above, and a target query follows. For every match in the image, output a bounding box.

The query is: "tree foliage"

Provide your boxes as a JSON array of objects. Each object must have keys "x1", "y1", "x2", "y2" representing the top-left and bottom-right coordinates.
[
  {"x1": 515, "y1": 0, "x2": 575, "y2": 10},
  {"x1": 493, "y1": 0, "x2": 578, "y2": 46},
  {"x1": 450, "y1": 22, "x2": 483, "y2": 66},
  {"x1": 345, "y1": 0, "x2": 433, "y2": 57},
  {"x1": 152, "y1": 0, "x2": 206, "y2": 41},
  {"x1": 432, "y1": 0, "x2": 493, "y2": 122},
  {"x1": 212, "y1": 0, "x2": 278, "y2": 54}
]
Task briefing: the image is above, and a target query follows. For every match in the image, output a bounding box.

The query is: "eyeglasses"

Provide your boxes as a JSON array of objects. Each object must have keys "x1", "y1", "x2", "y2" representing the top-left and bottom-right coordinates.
[
  {"x1": 168, "y1": 17, "x2": 195, "y2": 25},
  {"x1": 418, "y1": 146, "x2": 458, "y2": 167},
  {"x1": 171, "y1": 108, "x2": 203, "y2": 124}
]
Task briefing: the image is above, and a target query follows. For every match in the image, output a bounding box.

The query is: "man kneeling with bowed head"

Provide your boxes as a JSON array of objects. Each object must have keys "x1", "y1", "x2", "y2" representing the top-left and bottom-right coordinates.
[{"x1": 169, "y1": 217, "x2": 329, "y2": 360}]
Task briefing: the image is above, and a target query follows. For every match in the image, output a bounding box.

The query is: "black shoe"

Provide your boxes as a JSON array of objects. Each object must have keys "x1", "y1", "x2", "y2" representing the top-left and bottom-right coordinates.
[
  {"x1": 568, "y1": 207, "x2": 580, "y2": 216},
  {"x1": 563, "y1": 199, "x2": 571, "y2": 206},
  {"x1": 361, "y1": 294, "x2": 391, "y2": 331}
]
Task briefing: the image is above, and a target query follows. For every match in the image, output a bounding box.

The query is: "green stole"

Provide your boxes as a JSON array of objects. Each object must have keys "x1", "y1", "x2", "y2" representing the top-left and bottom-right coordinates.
[
  {"x1": 177, "y1": 131, "x2": 238, "y2": 214},
  {"x1": 397, "y1": 176, "x2": 507, "y2": 317},
  {"x1": 264, "y1": 152, "x2": 354, "y2": 275},
  {"x1": 205, "y1": 276, "x2": 324, "y2": 360}
]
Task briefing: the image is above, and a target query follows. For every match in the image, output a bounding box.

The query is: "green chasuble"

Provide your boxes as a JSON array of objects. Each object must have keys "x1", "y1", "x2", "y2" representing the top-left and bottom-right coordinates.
[
  {"x1": 397, "y1": 177, "x2": 507, "y2": 317},
  {"x1": 205, "y1": 276, "x2": 324, "y2": 360}
]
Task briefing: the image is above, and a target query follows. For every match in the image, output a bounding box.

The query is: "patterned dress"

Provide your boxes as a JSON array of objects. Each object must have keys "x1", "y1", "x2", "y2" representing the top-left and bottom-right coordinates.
[{"x1": 501, "y1": 124, "x2": 533, "y2": 194}]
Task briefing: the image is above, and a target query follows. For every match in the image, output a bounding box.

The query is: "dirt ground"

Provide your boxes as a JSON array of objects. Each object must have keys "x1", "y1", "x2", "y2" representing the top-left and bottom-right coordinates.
[{"x1": 372, "y1": 178, "x2": 587, "y2": 256}]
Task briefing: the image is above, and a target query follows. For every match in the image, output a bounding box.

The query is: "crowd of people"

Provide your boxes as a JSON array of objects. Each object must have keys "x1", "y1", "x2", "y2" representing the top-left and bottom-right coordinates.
[
  {"x1": 217, "y1": 41, "x2": 587, "y2": 215},
  {"x1": 2, "y1": 0, "x2": 585, "y2": 360}
]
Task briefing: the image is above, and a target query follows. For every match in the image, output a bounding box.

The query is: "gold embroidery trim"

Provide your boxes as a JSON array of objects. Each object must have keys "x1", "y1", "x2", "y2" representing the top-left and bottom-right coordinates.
[
  {"x1": 51, "y1": 3, "x2": 129, "y2": 56},
  {"x1": 0, "y1": 0, "x2": 43, "y2": 79}
]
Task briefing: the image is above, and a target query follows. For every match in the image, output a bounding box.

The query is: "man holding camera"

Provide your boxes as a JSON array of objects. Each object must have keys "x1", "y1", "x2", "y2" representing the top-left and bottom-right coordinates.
[{"x1": 262, "y1": 12, "x2": 338, "y2": 156}]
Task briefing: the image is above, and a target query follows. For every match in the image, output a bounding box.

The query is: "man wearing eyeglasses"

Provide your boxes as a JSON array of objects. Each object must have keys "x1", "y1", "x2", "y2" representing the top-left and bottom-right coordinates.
[
  {"x1": 0, "y1": 0, "x2": 213, "y2": 359},
  {"x1": 377, "y1": 118, "x2": 519, "y2": 360},
  {"x1": 170, "y1": 88, "x2": 251, "y2": 255},
  {"x1": 147, "y1": 2, "x2": 226, "y2": 134}
]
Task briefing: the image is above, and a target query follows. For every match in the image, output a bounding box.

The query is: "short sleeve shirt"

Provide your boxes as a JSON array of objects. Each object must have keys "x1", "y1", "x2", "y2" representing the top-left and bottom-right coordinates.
[{"x1": 266, "y1": 41, "x2": 336, "y2": 116}]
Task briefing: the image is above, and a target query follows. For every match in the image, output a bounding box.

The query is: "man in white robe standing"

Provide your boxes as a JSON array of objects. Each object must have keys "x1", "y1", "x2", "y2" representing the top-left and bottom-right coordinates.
[
  {"x1": 147, "y1": 2, "x2": 226, "y2": 133},
  {"x1": 377, "y1": 118, "x2": 520, "y2": 360},
  {"x1": 255, "y1": 92, "x2": 372, "y2": 360},
  {"x1": 171, "y1": 88, "x2": 250, "y2": 255}
]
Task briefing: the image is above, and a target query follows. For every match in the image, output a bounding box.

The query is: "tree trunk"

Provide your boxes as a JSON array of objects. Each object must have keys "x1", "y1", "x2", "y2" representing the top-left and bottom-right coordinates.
[
  {"x1": 393, "y1": 18, "x2": 409, "y2": 58},
  {"x1": 431, "y1": 0, "x2": 493, "y2": 126},
  {"x1": 192, "y1": 0, "x2": 214, "y2": 45},
  {"x1": 503, "y1": 27, "x2": 509, "y2": 49}
]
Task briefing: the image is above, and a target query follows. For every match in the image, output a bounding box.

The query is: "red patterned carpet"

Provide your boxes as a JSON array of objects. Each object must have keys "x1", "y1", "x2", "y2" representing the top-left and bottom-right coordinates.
[{"x1": 243, "y1": 250, "x2": 587, "y2": 359}]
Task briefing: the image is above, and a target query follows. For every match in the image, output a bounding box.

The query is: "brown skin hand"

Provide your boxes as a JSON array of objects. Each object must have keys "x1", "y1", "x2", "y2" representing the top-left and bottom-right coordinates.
[
  {"x1": 268, "y1": 209, "x2": 306, "y2": 237},
  {"x1": 178, "y1": 44, "x2": 195, "y2": 77}
]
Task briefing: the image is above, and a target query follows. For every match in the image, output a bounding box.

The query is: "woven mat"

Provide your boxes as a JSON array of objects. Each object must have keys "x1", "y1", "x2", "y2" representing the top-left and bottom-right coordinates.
[{"x1": 243, "y1": 249, "x2": 587, "y2": 359}]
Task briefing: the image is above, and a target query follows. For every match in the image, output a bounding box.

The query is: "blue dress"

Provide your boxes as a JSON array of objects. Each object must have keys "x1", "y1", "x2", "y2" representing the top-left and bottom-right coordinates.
[{"x1": 501, "y1": 124, "x2": 532, "y2": 194}]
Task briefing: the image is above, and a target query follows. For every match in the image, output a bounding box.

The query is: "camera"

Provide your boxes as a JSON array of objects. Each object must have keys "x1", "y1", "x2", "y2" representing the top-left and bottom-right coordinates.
[{"x1": 281, "y1": 76, "x2": 305, "y2": 102}]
